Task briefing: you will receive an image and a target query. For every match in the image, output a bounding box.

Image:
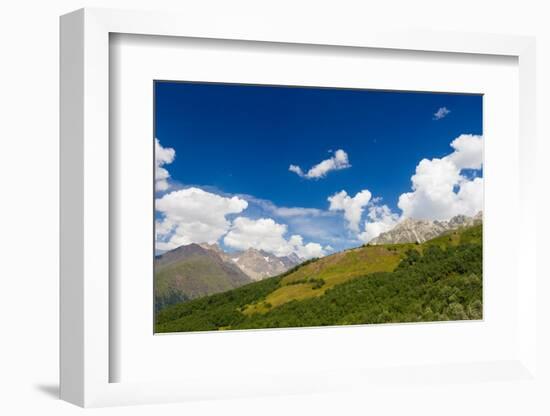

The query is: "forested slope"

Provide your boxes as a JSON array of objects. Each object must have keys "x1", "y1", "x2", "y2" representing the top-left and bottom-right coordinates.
[{"x1": 155, "y1": 225, "x2": 482, "y2": 333}]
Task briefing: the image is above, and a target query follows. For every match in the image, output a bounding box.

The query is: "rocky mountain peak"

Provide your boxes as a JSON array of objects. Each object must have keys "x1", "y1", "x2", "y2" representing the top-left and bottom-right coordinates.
[
  {"x1": 191, "y1": 243, "x2": 301, "y2": 281},
  {"x1": 155, "y1": 243, "x2": 209, "y2": 268},
  {"x1": 198, "y1": 242, "x2": 223, "y2": 254},
  {"x1": 225, "y1": 248, "x2": 300, "y2": 281},
  {"x1": 370, "y1": 212, "x2": 482, "y2": 245}
]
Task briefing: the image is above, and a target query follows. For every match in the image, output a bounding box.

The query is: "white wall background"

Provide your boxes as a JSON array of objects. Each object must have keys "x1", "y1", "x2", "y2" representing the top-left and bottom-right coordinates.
[{"x1": 0, "y1": 1, "x2": 548, "y2": 415}]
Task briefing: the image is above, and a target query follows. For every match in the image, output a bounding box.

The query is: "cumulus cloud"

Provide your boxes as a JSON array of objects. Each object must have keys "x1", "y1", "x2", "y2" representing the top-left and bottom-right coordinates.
[
  {"x1": 224, "y1": 217, "x2": 326, "y2": 259},
  {"x1": 446, "y1": 134, "x2": 483, "y2": 170},
  {"x1": 454, "y1": 177, "x2": 484, "y2": 215},
  {"x1": 155, "y1": 138, "x2": 175, "y2": 191},
  {"x1": 397, "y1": 134, "x2": 483, "y2": 220},
  {"x1": 328, "y1": 189, "x2": 372, "y2": 232},
  {"x1": 289, "y1": 235, "x2": 327, "y2": 259},
  {"x1": 358, "y1": 204, "x2": 400, "y2": 243},
  {"x1": 334, "y1": 134, "x2": 483, "y2": 242},
  {"x1": 224, "y1": 217, "x2": 287, "y2": 254},
  {"x1": 289, "y1": 149, "x2": 351, "y2": 179},
  {"x1": 155, "y1": 187, "x2": 248, "y2": 250},
  {"x1": 433, "y1": 107, "x2": 451, "y2": 120}
]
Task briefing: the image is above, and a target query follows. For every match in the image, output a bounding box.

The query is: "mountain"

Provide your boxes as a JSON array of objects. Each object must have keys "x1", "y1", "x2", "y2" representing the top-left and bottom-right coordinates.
[
  {"x1": 223, "y1": 249, "x2": 300, "y2": 281},
  {"x1": 369, "y1": 212, "x2": 482, "y2": 245},
  {"x1": 198, "y1": 243, "x2": 301, "y2": 281},
  {"x1": 281, "y1": 252, "x2": 302, "y2": 269},
  {"x1": 155, "y1": 243, "x2": 301, "y2": 311},
  {"x1": 154, "y1": 243, "x2": 252, "y2": 311},
  {"x1": 155, "y1": 224, "x2": 483, "y2": 333}
]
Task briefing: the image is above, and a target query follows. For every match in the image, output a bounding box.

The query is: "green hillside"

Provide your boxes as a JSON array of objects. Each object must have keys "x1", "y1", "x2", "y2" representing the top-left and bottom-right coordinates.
[
  {"x1": 154, "y1": 244, "x2": 251, "y2": 312},
  {"x1": 155, "y1": 224, "x2": 482, "y2": 332}
]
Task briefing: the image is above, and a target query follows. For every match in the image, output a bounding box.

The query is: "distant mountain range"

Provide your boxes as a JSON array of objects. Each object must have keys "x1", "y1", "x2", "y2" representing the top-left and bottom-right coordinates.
[
  {"x1": 370, "y1": 211, "x2": 482, "y2": 245},
  {"x1": 212, "y1": 245, "x2": 300, "y2": 281},
  {"x1": 156, "y1": 222, "x2": 483, "y2": 333},
  {"x1": 155, "y1": 212, "x2": 483, "y2": 312},
  {"x1": 154, "y1": 243, "x2": 300, "y2": 311}
]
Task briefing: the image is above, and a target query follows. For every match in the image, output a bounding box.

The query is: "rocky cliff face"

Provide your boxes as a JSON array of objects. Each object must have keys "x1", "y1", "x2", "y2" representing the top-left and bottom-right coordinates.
[
  {"x1": 370, "y1": 212, "x2": 482, "y2": 245},
  {"x1": 224, "y1": 249, "x2": 299, "y2": 281},
  {"x1": 199, "y1": 243, "x2": 301, "y2": 281}
]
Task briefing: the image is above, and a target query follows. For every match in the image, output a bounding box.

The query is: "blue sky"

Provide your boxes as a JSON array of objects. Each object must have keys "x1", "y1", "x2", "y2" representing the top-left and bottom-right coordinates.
[{"x1": 154, "y1": 81, "x2": 483, "y2": 257}]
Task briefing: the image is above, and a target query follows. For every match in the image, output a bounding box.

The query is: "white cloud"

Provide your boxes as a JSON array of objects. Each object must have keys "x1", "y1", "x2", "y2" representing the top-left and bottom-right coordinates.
[
  {"x1": 397, "y1": 134, "x2": 483, "y2": 220},
  {"x1": 358, "y1": 204, "x2": 400, "y2": 243},
  {"x1": 333, "y1": 134, "x2": 483, "y2": 242},
  {"x1": 224, "y1": 217, "x2": 287, "y2": 255},
  {"x1": 289, "y1": 149, "x2": 351, "y2": 179},
  {"x1": 288, "y1": 235, "x2": 326, "y2": 259},
  {"x1": 272, "y1": 206, "x2": 327, "y2": 218},
  {"x1": 328, "y1": 189, "x2": 372, "y2": 232},
  {"x1": 288, "y1": 164, "x2": 304, "y2": 177},
  {"x1": 433, "y1": 107, "x2": 451, "y2": 120},
  {"x1": 242, "y1": 194, "x2": 344, "y2": 242},
  {"x1": 456, "y1": 177, "x2": 484, "y2": 215},
  {"x1": 224, "y1": 217, "x2": 326, "y2": 259},
  {"x1": 155, "y1": 138, "x2": 175, "y2": 191},
  {"x1": 244, "y1": 195, "x2": 333, "y2": 219},
  {"x1": 155, "y1": 187, "x2": 248, "y2": 250},
  {"x1": 446, "y1": 134, "x2": 483, "y2": 170}
]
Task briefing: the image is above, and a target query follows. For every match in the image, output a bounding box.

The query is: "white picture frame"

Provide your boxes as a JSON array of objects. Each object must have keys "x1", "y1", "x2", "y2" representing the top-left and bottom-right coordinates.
[{"x1": 60, "y1": 7, "x2": 538, "y2": 408}]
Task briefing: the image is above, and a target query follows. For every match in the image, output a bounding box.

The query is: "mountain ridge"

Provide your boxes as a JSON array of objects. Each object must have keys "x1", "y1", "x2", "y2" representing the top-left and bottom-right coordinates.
[
  {"x1": 370, "y1": 211, "x2": 482, "y2": 245},
  {"x1": 197, "y1": 243, "x2": 301, "y2": 281},
  {"x1": 154, "y1": 243, "x2": 252, "y2": 311},
  {"x1": 155, "y1": 242, "x2": 301, "y2": 311},
  {"x1": 155, "y1": 213, "x2": 482, "y2": 313},
  {"x1": 156, "y1": 223, "x2": 483, "y2": 333}
]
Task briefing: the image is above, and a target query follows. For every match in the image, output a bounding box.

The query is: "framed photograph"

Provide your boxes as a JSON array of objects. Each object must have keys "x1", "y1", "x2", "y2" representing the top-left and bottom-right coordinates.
[
  {"x1": 60, "y1": 8, "x2": 538, "y2": 408},
  {"x1": 152, "y1": 81, "x2": 484, "y2": 334}
]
